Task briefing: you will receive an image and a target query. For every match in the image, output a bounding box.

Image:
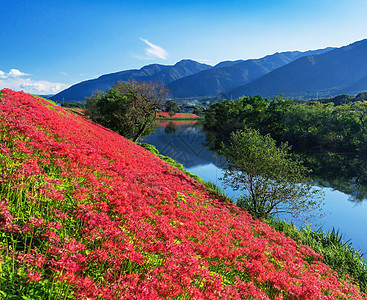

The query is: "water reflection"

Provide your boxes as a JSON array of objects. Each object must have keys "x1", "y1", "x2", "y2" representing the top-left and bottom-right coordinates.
[
  {"x1": 145, "y1": 121, "x2": 367, "y2": 203},
  {"x1": 142, "y1": 121, "x2": 220, "y2": 169},
  {"x1": 300, "y1": 152, "x2": 367, "y2": 203},
  {"x1": 142, "y1": 121, "x2": 367, "y2": 254}
]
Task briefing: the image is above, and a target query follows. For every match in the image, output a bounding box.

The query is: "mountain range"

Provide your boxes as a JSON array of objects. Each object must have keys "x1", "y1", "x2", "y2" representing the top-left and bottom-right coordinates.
[
  {"x1": 166, "y1": 48, "x2": 333, "y2": 98},
  {"x1": 51, "y1": 60, "x2": 211, "y2": 102},
  {"x1": 231, "y1": 39, "x2": 367, "y2": 99},
  {"x1": 51, "y1": 39, "x2": 367, "y2": 102}
]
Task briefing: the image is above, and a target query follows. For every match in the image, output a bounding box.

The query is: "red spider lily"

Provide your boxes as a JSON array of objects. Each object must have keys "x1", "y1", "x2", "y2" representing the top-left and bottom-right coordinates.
[{"x1": 0, "y1": 89, "x2": 365, "y2": 299}]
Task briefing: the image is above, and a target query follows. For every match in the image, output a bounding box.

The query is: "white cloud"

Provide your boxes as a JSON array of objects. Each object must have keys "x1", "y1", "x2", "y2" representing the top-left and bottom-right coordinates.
[
  {"x1": 0, "y1": 68, "x2": 69, "y2": 94},
  {"x1": 8, "y1": 69, "x2": 30, "y2": 77},
  {"x1": 139, "y1": 38, "x2": 168, "y2": 60}
]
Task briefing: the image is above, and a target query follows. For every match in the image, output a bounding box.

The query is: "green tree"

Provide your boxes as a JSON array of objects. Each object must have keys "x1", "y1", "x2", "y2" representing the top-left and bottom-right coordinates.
[
  {"x1": 355, "y1": 92, "x2": 367, "y2": 101},
  {"x1": 164, "y1": 100, "x2": 180, "y2": 116},
  {"x1": 219, "y1": 128, "x2": 323, "y2": 220},
  {"x1": 192, "y1": 105, "x2": 204, "y2": 116},
  {"x1": 85, "y1": 80, "x2": 168, "y2": 142}
]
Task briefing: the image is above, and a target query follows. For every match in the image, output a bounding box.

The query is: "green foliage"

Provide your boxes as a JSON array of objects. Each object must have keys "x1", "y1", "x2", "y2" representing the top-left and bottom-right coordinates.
[
  {"x1": 164, "y1": 100, "x2": 180, "y2": 115},
  {"x1": 0, "y1": 257, "x2": 74, "y2": 300},
  {"x1": 318, "y1": 94, "x2": 354, "y2": 105},
  {"x1": 192, "y1": 105, "x2": 204, "y2": 116},
  {"x1": 204, "y1": 95, "x2": 293, "y2": 147},
  {"x1": 85, "y1": 80, "x2": 168, "y2": 142},
  {"x1": 270, "y1": 219, "x2": 367, "y2": 293},
  {"x1": 138, "y1": 142, "x2": 160, "y2": 155},
  {"x1": 356, "y1": 92, "x2": 367, "y2": 101},
  {"x1": 204, "y1": 93, "x2": 367, "y2": 154},
  {"x1": 201, "y1": 180, "x2": 227, "y2": 199},
  {"x1": 219, "y1": 128, "x2": 323, "y2": 220},
  {"x1": 34, "y1": 96, "x2": 58, "y2": 106}
]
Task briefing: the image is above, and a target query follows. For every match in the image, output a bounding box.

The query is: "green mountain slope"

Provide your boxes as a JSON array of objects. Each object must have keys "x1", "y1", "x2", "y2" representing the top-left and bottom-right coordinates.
[{"x1": 231, "y1": 39, "x2": 367, "y2": 98}]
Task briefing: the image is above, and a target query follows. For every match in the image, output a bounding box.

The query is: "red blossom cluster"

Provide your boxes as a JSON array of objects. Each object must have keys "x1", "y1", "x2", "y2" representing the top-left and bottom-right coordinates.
[
  {"x1": 157, "y1": 112, "x2": 199, "y2": 118},
  {"x1": 0, "y1": 89, "x2": 365, "y2": 299}
]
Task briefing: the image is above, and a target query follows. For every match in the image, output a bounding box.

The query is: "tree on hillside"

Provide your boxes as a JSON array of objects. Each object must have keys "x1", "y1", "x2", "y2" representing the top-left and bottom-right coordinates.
[
  {"x1": 219, "y1": 128, "x2": 323, "y2": 220},
  {"x1": 193, "y1": 105, "x2": 204, "y2": 116},
  {"x1": 85, "y1": 80, "x2": 168, "y2": 142},
  {"x1": 164, "y1": 100, "x2": 180, "y2": 116}
]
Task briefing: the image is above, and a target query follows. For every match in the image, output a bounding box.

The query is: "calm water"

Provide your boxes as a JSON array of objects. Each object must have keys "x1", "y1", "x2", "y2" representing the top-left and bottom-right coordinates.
[{"x1": 142, "y1": 121, "x2": 367, "y2": 256}]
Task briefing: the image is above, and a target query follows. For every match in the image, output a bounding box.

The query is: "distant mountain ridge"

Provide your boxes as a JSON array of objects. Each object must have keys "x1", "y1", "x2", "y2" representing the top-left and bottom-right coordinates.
[
  {"x1": 167, "y1": 48, "x2": 333, "y2": 98},
  {"x1": 231, "y1": 39, "x2": 367, "y2": 99},
  {"x1": 51, "y1": 60, "x2": 211, "y2": 102},
  {"x1": 51, "y1": 39, "x2": 367, "y2": 102},
  {"x1": 341, "y1": 74, "x2": 367, "y2": 95}
]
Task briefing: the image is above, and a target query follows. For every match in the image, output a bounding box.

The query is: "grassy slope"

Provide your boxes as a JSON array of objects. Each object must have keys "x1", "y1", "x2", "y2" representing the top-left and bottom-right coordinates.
[{"x1": 0, "y1": 89, "x2": 365, "y2": 299}]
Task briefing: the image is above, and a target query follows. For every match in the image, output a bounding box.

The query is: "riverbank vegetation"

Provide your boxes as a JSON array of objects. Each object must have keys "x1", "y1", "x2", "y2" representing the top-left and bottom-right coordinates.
[
  {"x1": 219, "y1": 128, "x2": 323, "y2": 221},
  {"x1": 204, "y1": 93, "x2": 367, "y2": 154},
  {"x1": 203, "y1": 93, "x2": 367, "y2": 293},
  {"x1": 1, "y1": 89, "x2": 366, "y2": 298},
  {"x1": 269, "y1": 220, "x2": 367, "y2": 293}
]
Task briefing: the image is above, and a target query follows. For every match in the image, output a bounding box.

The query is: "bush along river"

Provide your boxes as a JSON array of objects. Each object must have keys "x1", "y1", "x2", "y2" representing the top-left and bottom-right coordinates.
[{"x1": 141, "y1": 120, "x2": 367, "y2": 258}]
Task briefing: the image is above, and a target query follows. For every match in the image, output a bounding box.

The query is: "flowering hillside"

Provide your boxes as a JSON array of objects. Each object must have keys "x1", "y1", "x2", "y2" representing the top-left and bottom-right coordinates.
[{"x1": 0, "y1": 89, "x2": 365, "y2": 299}]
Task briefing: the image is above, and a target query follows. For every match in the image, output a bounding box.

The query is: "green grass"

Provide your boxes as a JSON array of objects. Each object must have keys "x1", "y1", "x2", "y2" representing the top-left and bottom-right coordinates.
[
  {"x1": 32, "y1": 95, "x2": 58, "y2": 106},
  {"x1": 202, "y1": 180, "x2": 228, "y2": 199},
  {"x1": 269, "y1": 219, "x2": 367, "y2": 293}
]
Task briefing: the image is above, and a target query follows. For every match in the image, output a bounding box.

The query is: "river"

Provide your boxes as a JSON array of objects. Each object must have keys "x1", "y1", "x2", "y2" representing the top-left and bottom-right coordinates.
[{"x1": 141, "y1": 120, "x2": 367, "y2": 257}]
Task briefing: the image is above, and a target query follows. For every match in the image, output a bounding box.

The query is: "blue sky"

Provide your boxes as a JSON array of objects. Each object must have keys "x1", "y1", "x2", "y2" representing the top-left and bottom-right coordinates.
[{"x1": 1, "y1": 0, "x2": 367, "y2": 94}]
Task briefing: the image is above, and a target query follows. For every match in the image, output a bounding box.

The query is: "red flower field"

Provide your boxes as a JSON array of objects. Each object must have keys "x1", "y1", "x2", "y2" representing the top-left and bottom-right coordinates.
[{"x1": 0, "y1": 89, "x2": 365, "y2": 299}]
